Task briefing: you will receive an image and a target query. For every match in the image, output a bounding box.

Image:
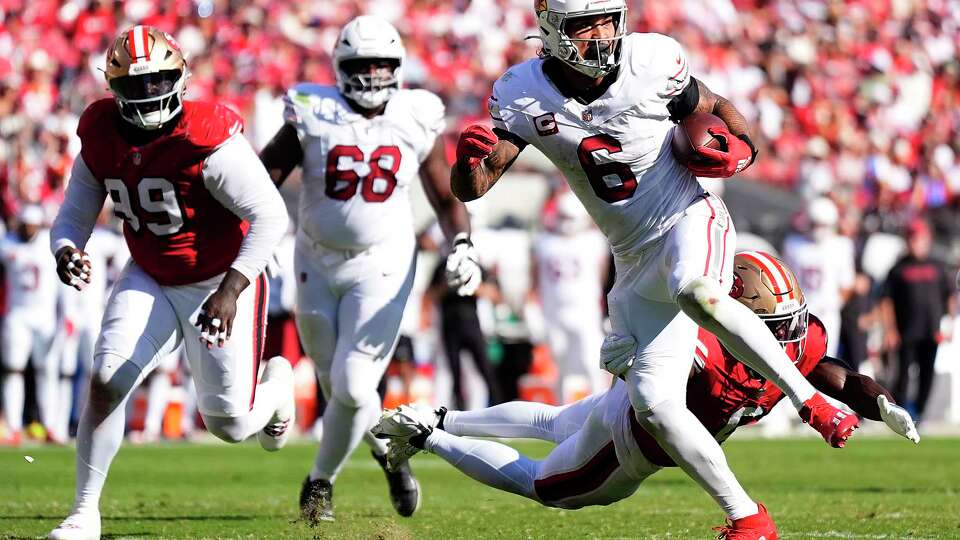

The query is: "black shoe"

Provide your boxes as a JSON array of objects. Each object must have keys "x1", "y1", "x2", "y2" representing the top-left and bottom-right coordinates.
[
  {"x1": 299, "y1": 476, "x2": 334, "y2": 524},
  {"x1": 372, "y1": 450, "x2": 421, "y2": 517}
]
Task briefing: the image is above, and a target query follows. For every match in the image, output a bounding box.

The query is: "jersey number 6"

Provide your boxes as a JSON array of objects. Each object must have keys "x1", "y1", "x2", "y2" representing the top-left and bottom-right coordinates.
[
  {"x1": 325, "y1": 145, "x2": 402, "y2": 203},
  {"x1": 104, "y1": 177, "x2": 184, "y2": 236},
  {"x1": 577, "y1": 134, "x2": 638, "y2": 203}
]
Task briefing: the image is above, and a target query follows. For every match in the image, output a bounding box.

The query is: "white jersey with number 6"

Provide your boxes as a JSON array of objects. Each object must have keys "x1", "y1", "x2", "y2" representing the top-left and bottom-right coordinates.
[
  {"x1": 490, "y1": 33, "x2": 704, "y2": 256},
  {"x1": 283, "y1": 84, "x2": 444, "y2": 251}
]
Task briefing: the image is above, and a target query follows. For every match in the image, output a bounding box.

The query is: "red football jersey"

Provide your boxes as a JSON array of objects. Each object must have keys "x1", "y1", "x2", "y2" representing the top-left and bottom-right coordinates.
[
  {"x1": 77, "y1": 99, "x2": 248, "y2": 286},
  {"x1": 630, "y1": 315, "x2": 829, "y2": 467}
]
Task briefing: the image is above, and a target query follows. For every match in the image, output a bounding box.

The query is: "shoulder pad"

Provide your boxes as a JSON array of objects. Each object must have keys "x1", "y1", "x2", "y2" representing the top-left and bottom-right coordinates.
[
  {"x1": 283, "y1": 83, "x2": 345, "y2": 131},
  {"x1": 77, "y1": 99, "x2": 120, "y2": 143},
  {"x1": 396, "y1": 88, "x2": 445, "y2": 133},
  {"x1": 179, "y1": 101, "x2": 244, "y2": 152},
  {"x1": 628, "y1": 33, "x2": 690, "y2": 98}
]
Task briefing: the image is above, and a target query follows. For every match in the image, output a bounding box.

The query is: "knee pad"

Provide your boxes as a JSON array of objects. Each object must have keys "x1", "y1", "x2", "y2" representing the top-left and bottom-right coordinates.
[
  {"x1": 90, "y1": 353, "x2": 144, "y2": 404},
  {"x1": 330, "y1": 358, "x2": 380, "y2": 409},
  {"x1": 202, "y1": 415, "x2": 246, "y2": 444},
  {"x1": 677, "y1": 276, "x2": 725, "y2": 321}
]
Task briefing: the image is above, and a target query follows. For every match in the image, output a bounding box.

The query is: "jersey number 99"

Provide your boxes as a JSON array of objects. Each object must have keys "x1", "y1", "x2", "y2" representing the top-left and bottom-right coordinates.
[{"x1": 105, "y1": 177, "x2": 184, "y2": 236}]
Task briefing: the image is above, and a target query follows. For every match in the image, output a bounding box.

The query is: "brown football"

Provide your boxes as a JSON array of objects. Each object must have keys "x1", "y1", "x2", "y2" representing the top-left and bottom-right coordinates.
[{"x1": 670, "y1": 112, "x2": 728, "y2": 166}]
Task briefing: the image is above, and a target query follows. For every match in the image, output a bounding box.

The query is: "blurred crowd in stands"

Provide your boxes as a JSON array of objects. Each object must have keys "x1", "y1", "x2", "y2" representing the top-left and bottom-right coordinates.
[{"x1": 0, "y1": 0, "x2": 959, "y2": 444}]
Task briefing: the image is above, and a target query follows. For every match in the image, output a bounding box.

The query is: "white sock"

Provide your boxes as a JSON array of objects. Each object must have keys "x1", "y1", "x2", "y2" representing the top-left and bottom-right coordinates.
[
  {"x1": 424, "y1": 429, "x2": 539, "y2": 500},
  {"x1": 683, "y1": 286, "x2": 817, "y2": 408},
  {"x1": 637, "y1": 400, "x2": 758, "y2": 520},
  {"x1": 56, "y1": 377, "x2": 74, "y2": 441},
  {"x1": 2, "y1": 372, "x2": 25, "y2": 432},
  {"x1": 309, "y1": 393, "x2": 379, "y2": 482},
  {"x1": 202, "y1": 367, "x2": 289, "y2": 442},
  {"x1": 74, "y1": 356, "x2": 148, "y2": 514},
  {"x1": 144, "y1": 373, "x2": 171, "y2": 437},
  {"x1": 364, "y1": 430, "x2": 389, "y2": 457},
  {"x1": 35, "y1": 364, "x2": 57, "y2": 429},
  {"x1": 444, "y1": 401, "x2": 567, "y2": 442}
]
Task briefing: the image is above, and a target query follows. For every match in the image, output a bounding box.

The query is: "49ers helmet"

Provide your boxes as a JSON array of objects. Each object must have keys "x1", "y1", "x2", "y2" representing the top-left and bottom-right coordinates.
[
  {"x1": 104, "y1": 26, "x2": 188, "y2": 130},
  {"x1": 729, "y1": 250, "x2": 809, "y2": 358},
  {"x1": 534, "y1": 0, "x2": 628, "y2": 79}
]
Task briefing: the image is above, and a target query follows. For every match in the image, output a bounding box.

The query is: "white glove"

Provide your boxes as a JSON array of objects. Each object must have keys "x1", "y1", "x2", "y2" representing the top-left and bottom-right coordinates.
[
  {"x1": 600, "y1": 333, "x2": 637, "y2": 377},
  {"x1": 445, "y1": 233, "x2": 482, "y2": 297},
  {"x1": 877, "y1": 395, "x2": 920, "y2": 444}
]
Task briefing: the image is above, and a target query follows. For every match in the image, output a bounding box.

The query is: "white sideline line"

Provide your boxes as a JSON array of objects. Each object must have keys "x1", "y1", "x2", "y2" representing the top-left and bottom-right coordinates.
[{"x1": 783, "y1": 532, "x2": 937, "y2": 540}]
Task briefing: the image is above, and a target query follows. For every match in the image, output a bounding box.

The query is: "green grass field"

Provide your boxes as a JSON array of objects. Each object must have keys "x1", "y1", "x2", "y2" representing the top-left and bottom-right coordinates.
[{"x1": 1, "y1": 437, "x2": 958, "y2": 539}]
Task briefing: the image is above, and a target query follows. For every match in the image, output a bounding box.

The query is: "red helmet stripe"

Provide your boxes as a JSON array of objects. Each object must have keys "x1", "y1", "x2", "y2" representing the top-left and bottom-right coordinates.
[
  {"x1": 738, "y1": 251, "x2": 786, "y2": 303},
  {"x1": 127, "y1": 27, "x2": 139, "y2": 59},
  {"x1": 141, "y1": 26, "x2": 151, "y2": 60}
]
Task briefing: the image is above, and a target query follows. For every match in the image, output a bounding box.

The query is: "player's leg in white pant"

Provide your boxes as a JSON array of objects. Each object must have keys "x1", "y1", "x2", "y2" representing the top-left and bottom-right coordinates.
[
  {"x1": 672, "y1": 197, "x2": 817, "y2": 410},
  {"x1": 70, "y1": 325, "x2": 98, "y2": 437},
  {"x1": 574, "y1": 320, "x2": 607, "y2": 395},
  {"x1": 310, "y1": 252, "x2": 415, "y2": 482},
  {"x1": 33, "y1": 323, "x2": 61, "y2": 436},
  {"x1": 1, "y1": 315, "x2": 32, "y2": 435},
  {"x1": 54, "y1": 325, "x2": 81, "y2": 443},
  {"x1": 609, "y1": 195, "x2": 758, "y2": 520},
  {"x1": 168, "y1": 273, "x2": 290, "y2": 445},
  {"x1": 50, "y1": 263, "x2": 181, "y2": 540},
  {"x1": 425, "y1": 396, "x2": 646, "y2": 508},
  {"x1": 544, "y1": 320, "x2": 571, "y2": 402},
  {"x1": 444, "y1": 391, "x2": 606, "y2": 443},
  {"x1": 141, "y1": 361, "x2": 174, "y2": 441}
]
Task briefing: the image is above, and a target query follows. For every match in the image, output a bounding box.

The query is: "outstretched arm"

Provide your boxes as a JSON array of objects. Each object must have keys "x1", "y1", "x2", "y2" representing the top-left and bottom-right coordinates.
[{"x1": 808, "y1": 357, "x2": 919, "y2": 443}]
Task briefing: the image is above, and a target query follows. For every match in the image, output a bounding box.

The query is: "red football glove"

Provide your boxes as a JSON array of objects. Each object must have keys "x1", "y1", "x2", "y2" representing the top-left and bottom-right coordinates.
[
  {"x1": 456, "y1": 124, "x2": 498, "y2": 172},
  {"x1": 686, "y1": 128, "x2": 755, "y2": 178}
]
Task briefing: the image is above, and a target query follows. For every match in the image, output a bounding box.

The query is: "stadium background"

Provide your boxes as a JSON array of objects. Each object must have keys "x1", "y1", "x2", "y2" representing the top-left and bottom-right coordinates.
[{"x1": 2, "y1": 0, "x2": 960, "y2": 447}]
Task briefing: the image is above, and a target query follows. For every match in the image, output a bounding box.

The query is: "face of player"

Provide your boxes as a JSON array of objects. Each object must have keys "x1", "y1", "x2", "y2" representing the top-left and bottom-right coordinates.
[
  {"x1": 341, "y1": 59, "x2": 399, "y2": 92},
  {"x1": 564, "y1": 13, "x2": 618, "y2": 64},
  {"x1": 908, "y1": 231, "x2": 931, "y2": 259},
  {"x1": 17, "y1": 222, "x2": 39, "y2": 242}
]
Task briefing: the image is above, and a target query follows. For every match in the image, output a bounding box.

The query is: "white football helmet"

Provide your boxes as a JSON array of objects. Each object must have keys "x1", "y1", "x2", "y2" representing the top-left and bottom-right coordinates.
[
  {"x1": 333, "y1": 16, "x2": 405, "y2": 109},
  {"x1": 535, "y1": 0, "x2": 628, "y2": 79},
  {"x1": 552, "y1": 191, "x2": 591, "y2": 235}
]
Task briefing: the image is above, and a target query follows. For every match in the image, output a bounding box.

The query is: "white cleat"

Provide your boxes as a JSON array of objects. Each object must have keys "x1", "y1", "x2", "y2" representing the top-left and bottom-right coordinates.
[
  {"x1": 371, "y1": 405, "x2": 439, "y2": 471},
  {"x1": 257, "y1": 356, "x2": 295, "y2": 452},
  {"x1": 48, "y1": 511, "x2": 100, "y2": 540}
]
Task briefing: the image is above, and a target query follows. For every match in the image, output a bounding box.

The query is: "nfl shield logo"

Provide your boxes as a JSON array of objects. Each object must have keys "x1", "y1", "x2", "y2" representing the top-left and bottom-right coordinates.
[
  {"x1": 132, "y1": 152, "x2": 141, "y2": 165},
  {"x1": 581, "y1": 109, "x2": 593, "y2": 122}
]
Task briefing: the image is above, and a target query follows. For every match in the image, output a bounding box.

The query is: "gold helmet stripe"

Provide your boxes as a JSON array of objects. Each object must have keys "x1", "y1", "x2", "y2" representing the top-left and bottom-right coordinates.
[{"x1": 738, "y1": 251, "x2": 793, "y2": 302}]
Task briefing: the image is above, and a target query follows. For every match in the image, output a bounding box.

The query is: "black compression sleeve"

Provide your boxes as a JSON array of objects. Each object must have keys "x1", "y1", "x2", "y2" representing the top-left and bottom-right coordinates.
[
  {"x1": 492, "y1": 127, "x2": 528, "y2": 151},
  {"x1": 668, "y1": 76, "x2": 700, "y2": 122}
]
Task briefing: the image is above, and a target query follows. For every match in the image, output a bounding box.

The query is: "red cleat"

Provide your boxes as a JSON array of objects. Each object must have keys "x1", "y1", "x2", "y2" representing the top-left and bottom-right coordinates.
[
  {"x1": 714, "y1": 503, "x2": 778, "y2": 540},
  {"x1": 799, "y1": 393, "x2": 859, "y2": 447}
]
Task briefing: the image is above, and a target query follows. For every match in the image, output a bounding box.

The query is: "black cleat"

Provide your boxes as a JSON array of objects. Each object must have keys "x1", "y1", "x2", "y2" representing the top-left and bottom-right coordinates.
[
  {"x1": 372, "y1": 450, "x2": 421, "y2": 517},
  {"x1": 299, "y1": 476, "x2": 334, "y2": 524}
]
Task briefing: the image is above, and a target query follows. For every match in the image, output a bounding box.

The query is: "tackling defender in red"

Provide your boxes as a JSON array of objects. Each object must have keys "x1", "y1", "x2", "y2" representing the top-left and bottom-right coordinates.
[{"x1": 375, "y1": 252, "x2": 918, "y2": 539}]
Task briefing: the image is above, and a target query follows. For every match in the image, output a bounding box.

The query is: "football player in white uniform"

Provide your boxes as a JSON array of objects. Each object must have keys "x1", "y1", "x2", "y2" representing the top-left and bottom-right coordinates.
[
  {"x1": 0, "y1": 205, "x2": 59, "y2": 445},
  {"x1": 259, "y1": 15, "x2": 479, "y2": 523},
  {"x1": 531, "y1": 191, "x2": 609, "y2": 401},
  {"x1": 782, "y1": 197, "x2": 855, "y2": 357},
  {"x1": 446, "y1": 1, "x2": 858, "y2": 536}
]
